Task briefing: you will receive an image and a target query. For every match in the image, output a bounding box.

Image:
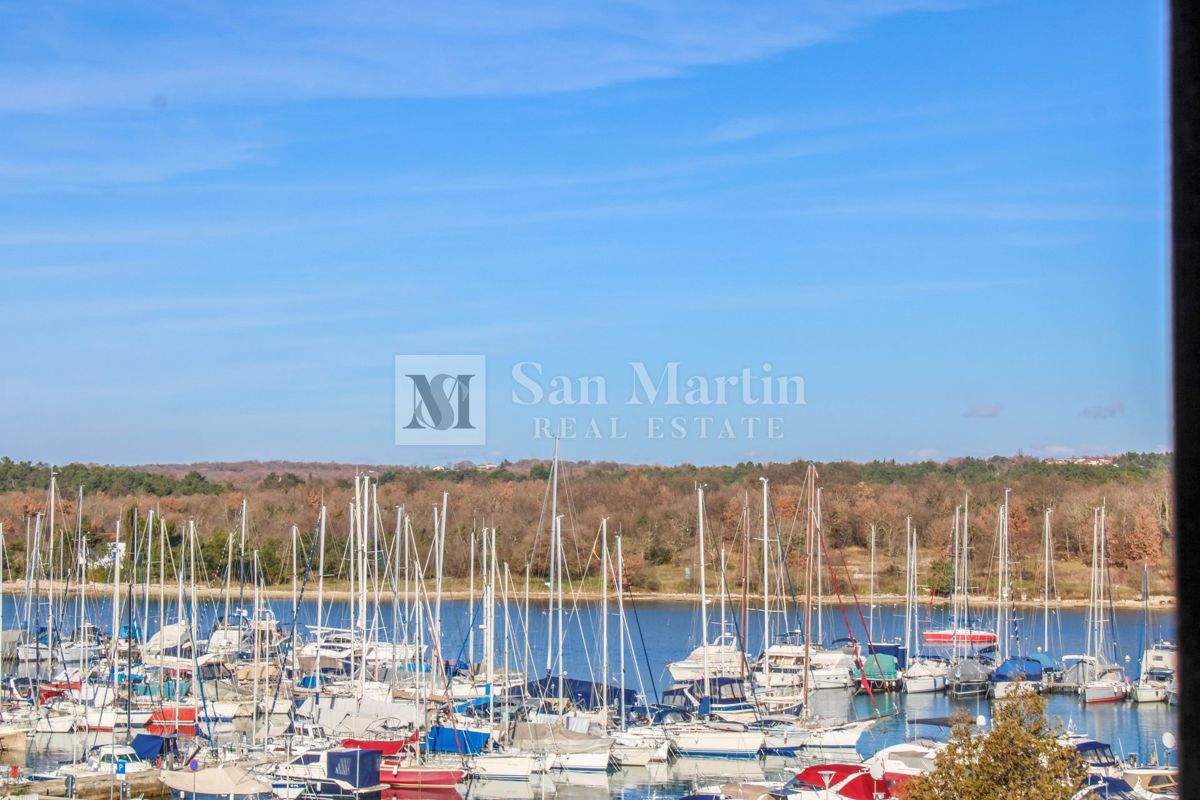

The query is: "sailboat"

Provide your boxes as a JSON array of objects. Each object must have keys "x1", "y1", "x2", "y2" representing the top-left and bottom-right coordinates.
[
  {"x1": 0, "y1": 522, "x2": 33, "y2": 750},
  {"x1": 1081, "y1": 505, "x2": 1128, "y2": 704},
  {"x1": 752, "y1": 479, "x2": 854, "y2": 699},
  {"x1": 1132, "y1": 563, "x2": 1175, "y2": 703},
  {"x1": 988, "y1": 490, "x2": 1044, "y2": 698},
  {"x1": 753, "y1": 467, "x2": 882, "y2": 755},
  {"x1": 665, "y1": 484, "x2": 765, "y2": 759},
  {"x1": 901, "y1": 520, "x2": 948, "y2": 694},
  {"x1": 940, "y1": 499, "x2": 995, "y2": 697}
]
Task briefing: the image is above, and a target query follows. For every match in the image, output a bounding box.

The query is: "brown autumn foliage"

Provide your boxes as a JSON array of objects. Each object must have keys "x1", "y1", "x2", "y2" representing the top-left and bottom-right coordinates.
[{"x1": 0, "y1": 454, "x2": 1172, "y2": 595}]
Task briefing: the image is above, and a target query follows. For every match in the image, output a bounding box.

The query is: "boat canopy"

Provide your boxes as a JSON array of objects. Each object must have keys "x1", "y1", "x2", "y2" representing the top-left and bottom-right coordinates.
[
  {"x1": 128, "y1": 733, "x2": 179, "y2": 762},
  {"x1": 160, "y1": 765, "x2": 273, "y2": 799},
  {"x1": 518, "y1": 676, "x2": 639, "y2": 711},
  {"x1": 989, "y1": 656, "x2": 1045, "y2": 682},
  {"x1": 852, "y1": 653, "x2": 898, "y2": 681}
]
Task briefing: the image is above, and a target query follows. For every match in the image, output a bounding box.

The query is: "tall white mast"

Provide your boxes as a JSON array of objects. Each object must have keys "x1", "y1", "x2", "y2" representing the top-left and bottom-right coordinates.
[
  {"x1": 555, "y1": 514, "x2": 565, "y2": 709},
  {"x1": 469, "y1": 526, "x2": 477, "y2": 664},
  {"x1": 47, "y1": 472, "x2": 56, "y2": 658},
  {"x1": 110, "y1": 516, "x2": 121, "y2": 669},
  {"x1": 1043, "y1": 508, "x2": 1052, "y2": 654},
  {"x1": 697, "y1": 484, "x2": 710, "y2": 700},
  {"x1": 600, "y1": 518, "x2": 609, "y2": 722},
  {"x1": 869, "y1": 523, "x2": 877, "y2": 641},
  {"x1": 760, "y1": 477, "x2": 770, "y2": 682},
  {"x1": 616, "y1": 534, "x2": 627, "y2": 729},
  {"x1": 996, "y1": 490, "x2": 1009, "y2": 660},
  {"x1": 546, "y1": 439, "x2": 559, "y2": 676},
  {"x1": 316, "y1": 505, "x2": 326, "y2": 687},
  {"x1": 436, "y1": 491, "x2": 448, "y2": 657},
  {"x1": 904, "y1": 517, "x2": 913, "y2": 658},
  {"x1": 815, "y1": 487, "x2": 824, "y2": 644},
  {"x1": 1097, "y1": 503, "x2": 1108, "y2": 663},
  {"x1": 291, "y1": 524, "x2": 299, "y2": 680}
]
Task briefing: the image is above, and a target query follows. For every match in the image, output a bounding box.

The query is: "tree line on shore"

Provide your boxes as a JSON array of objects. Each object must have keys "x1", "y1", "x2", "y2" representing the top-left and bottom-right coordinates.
[{"x1": 0, "y1": 453, "x2": 1172, "y2": 598}]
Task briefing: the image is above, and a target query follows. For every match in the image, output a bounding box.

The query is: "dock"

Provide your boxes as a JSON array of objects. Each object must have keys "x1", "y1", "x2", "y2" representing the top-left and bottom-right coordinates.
[{"x1": 3, "y1": 772, "x2": 169, "y2": 799}]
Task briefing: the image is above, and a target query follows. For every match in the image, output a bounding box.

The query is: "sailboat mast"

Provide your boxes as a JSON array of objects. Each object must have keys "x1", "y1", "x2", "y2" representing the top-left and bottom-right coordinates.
[
  {"x1": 963, "y1": 495, "x2": 971, "y2": 635},
  {"x1": 47, "y1": 472, "x2": 56, "y2": 657},
  {"x1": 556, "y1": 514, "x2": 565, "y2": 709},
  {"x1": 468, "y1": 526, "x2": 476, "y2": 664},
  {"x1": 697, "y1": 484, "x2": 710, "y2": 699},
  {"x1": 801, "y1": 466, "x2": 815, "y2": 716},
  {"x1": 1098, "y1": 503, "x2": 1108, "y2": 661},
  {"x1": 436, "y1": 490, "x2": 448, "y2": 656},
  {"x1": 1043, "y1": 508, "x2": 1052, "y2": 654},
  {"x1": 869, "y1": 523, "x2": 877, "y2": 642},
  {"x1": 601, "y1": 517, "x2": 609, "y2": 722},
  {"x1": 616, "y1": 534, "x2": 627, "y2": 729},
  {"x1": 760, "y1": 477, "x2": 770, "y2": 680},
  {"x1": 316, "y1": 505, "x2": 326, "y2": 688},
  {"x1": 545, "y1": 439, "x2": 559, "y2": 676},
  {"x1": 904, "y1": 517, "x2": 913, "y2": 658},
  {"x1": 815, "y1": 488, "x2": 824, "y2": 644}
]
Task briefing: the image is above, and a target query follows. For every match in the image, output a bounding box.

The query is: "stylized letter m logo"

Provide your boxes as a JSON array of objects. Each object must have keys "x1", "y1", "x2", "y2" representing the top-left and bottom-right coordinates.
[
  {"x1": 395, "y1": 356, "x2": 486, "y2": 445},
  {"x1": 405, "y1": 373, "x2": 475, "y2": 430}
]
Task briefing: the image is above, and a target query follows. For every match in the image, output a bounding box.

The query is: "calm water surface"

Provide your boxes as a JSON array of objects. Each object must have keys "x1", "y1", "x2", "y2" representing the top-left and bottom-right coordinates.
[{"x1": 1, "y1": 593, "x2": 1177, "y2": 799}]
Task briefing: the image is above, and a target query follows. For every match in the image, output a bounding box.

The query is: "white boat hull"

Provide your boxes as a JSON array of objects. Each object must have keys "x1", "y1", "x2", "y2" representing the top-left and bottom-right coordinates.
[
  {"x1": 669, "y1": 726, "x2": 764, "y2": 759},
  {"x1": 1132, "y1": 683, "x2": 1169, "y2": 703},
  {"x1": 1083, "y1": 680, "x2": 1128, "y2": 704},
  {"x1": 904, "y1": 674, "x2": 949, "y2": 694},
  {"x1": 548, "y1": 751, "x2": 610, "y2": 772},
  {"x1": 470, "y1": 753, "x2": 538, "y2": 781}
]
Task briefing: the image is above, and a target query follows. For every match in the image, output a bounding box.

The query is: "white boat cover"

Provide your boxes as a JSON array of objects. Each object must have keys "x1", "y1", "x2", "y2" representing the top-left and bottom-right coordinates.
[{"x1": 160, "y1": 765, "x2": 272, "y2": 796}]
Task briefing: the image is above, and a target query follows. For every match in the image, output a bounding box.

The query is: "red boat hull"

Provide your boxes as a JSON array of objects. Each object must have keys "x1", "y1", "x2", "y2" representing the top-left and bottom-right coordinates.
[
  {"x1": 343, "y1": 733, "x2": 418, "y2": 756},
  {"x1": 379, "y1": 765, "x2": 464, "y2": 789}
]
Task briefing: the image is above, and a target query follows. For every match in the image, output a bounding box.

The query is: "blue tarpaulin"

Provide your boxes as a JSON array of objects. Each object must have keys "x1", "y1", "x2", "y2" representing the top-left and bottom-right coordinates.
[
  {"x1": 517, "y1": 676, "x2": 639, "y2": 711},
  {"x1": 129, "y1": 733, "x2": 178, "y2": 762},
  {"x1": 326, "y1": 749, "x2": 381, "y2": 788},
  {"x1": 426, "y1": 725, "x2": 490, "y2": 754},
  {"x1": 989, "y1": 656, "x2": 1045, "y2": 682}
]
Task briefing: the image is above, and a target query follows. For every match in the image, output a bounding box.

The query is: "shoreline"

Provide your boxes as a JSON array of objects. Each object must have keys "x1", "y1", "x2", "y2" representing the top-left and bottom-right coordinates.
[{"x1": 1, "y1": 581, "x2": 1175, "y2": 610}]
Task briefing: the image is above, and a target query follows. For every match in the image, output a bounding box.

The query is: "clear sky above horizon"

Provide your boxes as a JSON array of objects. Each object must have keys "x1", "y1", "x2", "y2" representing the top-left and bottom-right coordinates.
[{"x1": 0, "y1": 0, "x2": 1169, "y2": 468}]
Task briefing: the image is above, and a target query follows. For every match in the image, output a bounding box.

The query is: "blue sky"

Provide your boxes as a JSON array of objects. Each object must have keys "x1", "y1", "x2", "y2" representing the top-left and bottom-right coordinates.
[{"x1": 0, "y1": 0, "x2": 1169, "y2": 466}]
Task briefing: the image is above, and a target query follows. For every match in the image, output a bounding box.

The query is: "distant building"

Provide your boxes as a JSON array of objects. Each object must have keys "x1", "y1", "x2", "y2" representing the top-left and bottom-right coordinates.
[{"x1": 1045, "y1": 455, "x2": 1117, "y2": 466}]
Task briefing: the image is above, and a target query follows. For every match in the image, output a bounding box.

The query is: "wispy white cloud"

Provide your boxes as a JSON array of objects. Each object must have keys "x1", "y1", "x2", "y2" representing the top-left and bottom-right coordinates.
[
  {"x1": 0, "y1": 1, "x2": 965, "y2": 112},
  {"x1": 0, "y1": 115, "x2": 271, "y2": 187},
  {"x1": 1082, "y1": 400, "x2": 1125, "y2": 419},
  {"x1": 963, "y1": 402, "x2": 1002, "y2": 418}
]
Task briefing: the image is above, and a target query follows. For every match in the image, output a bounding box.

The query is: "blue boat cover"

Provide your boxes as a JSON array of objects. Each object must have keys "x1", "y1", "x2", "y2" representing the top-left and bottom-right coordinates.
[
  {"x1": 518, "y1": 676, "x2": 639, "y2": 711},
  {"x1": 129, "y1": 733, "x2": 178, "y2": 762},
  {"x1": 1028, "y1": 652, "x2": 1061, "y2": 672},
  {"x1": 326, "y1": 748, "x2": 382, "y2": 788},
  {"x1": 989, "y1": 656, "x2": 1045, "y2": 682},
  {"x1": 425, "y1": 725, "x2": 490, "y2": 754}
]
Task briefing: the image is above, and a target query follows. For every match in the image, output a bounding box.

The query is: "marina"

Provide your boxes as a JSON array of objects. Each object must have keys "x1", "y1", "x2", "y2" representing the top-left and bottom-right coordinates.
[{"x1": 0, "y1": 467, "x2": 1179, "y2": 800}]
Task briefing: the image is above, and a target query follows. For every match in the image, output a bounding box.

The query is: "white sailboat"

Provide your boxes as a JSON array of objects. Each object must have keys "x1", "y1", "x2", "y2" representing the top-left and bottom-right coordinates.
[
  {"x1": 756, "y1": 467, "x2": 881, "y2": 755},
  {"x1": 1132, "y1": 563, "x2": 1175, "y2": 703},
  {"x1": 902, "y1": 519, "x2": 948, "y2": 694},
  {"x1": 666, "y1": 484, "x2": 764, "y2": 759},
  {"x1": 1081, "y1": 504, "x2": 1128, "y2": 704}
]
